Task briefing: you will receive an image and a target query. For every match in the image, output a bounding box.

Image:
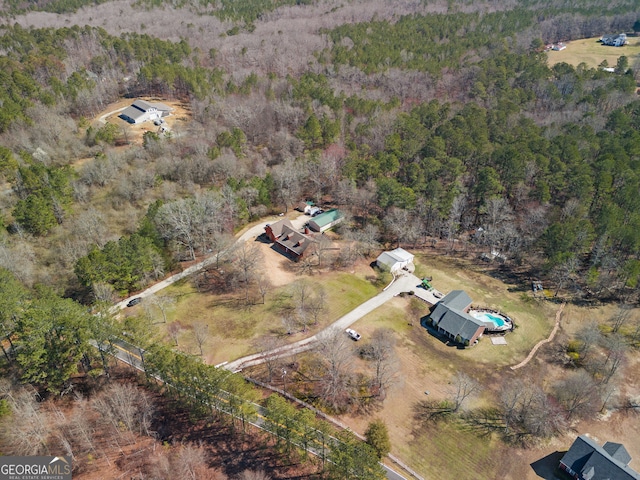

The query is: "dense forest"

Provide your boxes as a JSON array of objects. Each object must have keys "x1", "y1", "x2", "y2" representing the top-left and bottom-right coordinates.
[
  {"x1": 1, "y1": 4, "x2": 640, "y2": 299},
  {"x1": 2, "y1": 0, "x2": 640, "y2": 477}
]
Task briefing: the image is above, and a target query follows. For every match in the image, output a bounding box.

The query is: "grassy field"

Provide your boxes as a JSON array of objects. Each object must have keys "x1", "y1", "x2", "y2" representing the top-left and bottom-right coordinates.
[
  {"x1": 146, "y1": 268, "x2": 380, "y2": 365},
  {"x1": 546, "y1": 35, "x2": 640, "y2": 68}
]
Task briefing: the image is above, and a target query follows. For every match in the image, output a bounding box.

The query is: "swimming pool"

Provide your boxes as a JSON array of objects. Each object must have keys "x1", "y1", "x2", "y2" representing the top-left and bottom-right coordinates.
[{"x1": 469, "y1": 310, "x2": 510, "y2": 329}]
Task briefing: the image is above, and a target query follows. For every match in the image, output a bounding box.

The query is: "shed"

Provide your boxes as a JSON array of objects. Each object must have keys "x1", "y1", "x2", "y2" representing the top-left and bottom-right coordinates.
[
  {"x1": 376, "y1": 248, "x2": 414, "y2": 274},
  {"x1": 307, "y1": 208, "x2": 344, "y2": 232}
]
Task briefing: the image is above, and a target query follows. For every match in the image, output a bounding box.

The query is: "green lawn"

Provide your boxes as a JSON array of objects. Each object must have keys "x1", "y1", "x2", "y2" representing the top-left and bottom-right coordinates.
[
  {"x1": 415, "y1": 254, "x2": 557, "y2": 366},
  {"x1": 546, "y1": 35, "x2": 640, "y2": 69},
  {"x1": 151, "y1": 271, "x2": 380, "y2": 364}
]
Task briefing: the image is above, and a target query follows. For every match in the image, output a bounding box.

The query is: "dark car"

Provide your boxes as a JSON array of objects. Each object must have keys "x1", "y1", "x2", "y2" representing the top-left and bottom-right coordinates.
[{"x1": 126, "y1": 297, "x2": 142, "y2": 307}]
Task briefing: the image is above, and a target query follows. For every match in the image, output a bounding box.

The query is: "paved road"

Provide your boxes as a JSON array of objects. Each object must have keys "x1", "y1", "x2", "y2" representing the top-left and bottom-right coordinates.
[{"x1": 224, "y1": 272, "x2": 427, "y2": 372}]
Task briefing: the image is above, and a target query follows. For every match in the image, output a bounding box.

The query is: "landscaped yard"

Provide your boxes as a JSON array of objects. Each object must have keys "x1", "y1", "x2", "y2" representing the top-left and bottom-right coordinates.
[
  {"x1": 546, "y1": 35, "x2": 640, "y2": 68},
  {"x1": 122, "y1": 239, "x2": 640, "y2": 480}
]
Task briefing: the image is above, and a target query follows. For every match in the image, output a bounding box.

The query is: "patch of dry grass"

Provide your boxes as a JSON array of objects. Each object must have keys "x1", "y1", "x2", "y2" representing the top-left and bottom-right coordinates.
[
  {"x1": 340, "y1": 252, "x2": 562, "y2": 478},
  {"x1": 152, "y1": 269, "x2": 380, "y2": 365},
  {"x1": 546, "y1": 36, "x2": 640, "y2": 68}
]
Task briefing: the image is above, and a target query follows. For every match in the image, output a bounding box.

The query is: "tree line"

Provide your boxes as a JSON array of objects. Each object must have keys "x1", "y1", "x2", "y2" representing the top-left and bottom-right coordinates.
[{"x1": 0, "y1": 265, "x2": 386, "y2": 478}]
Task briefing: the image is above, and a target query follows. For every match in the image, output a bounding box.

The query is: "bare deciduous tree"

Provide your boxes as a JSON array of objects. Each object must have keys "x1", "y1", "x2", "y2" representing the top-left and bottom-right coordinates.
[
  {"x1": 192, "y1": 322, "x2": 209, "y2": 356},
  {"x1": 553, "y1": 369, "x2": 599, "y2": 420},
  {"x1": 93, "y1": 383, "x2": 154, "y2": 441},
  {"x1": 610, "y1": 303, "x2": 633, "y2": 333},
  {"x1": 447, "y1": 372, "x2": 481, "y2": 412},
  {"x1": 575, "y1": 321, "x2": 603, "y2": 365},
  {"x1": 233, "y1": 241, "x2": 263, "y2": 304},
  {"x1": 602, "y1": 333, "x2": 628, "y2": 384},
  {"x1": 148, "y1": 293, "x2": 175, "y2": 324},
  {"x1": 499, "y1": 379, "x2": 565, "y2": 443},
  {"x1": 272, "y1": 159, "x2": 304, "y2": 212},
  {"x1": 253, "y1": 335, "x2": 284, "y2": 383},
  {"x1": 315, "y1": 328, "x2": 355, "y2": 411},
  {"x1": 167, "y1": 321, "x2": 182, "y2": 346},
  {"x1": 360, "y1": 328, "x2": 398, "y2": 398},
  {"x1": 256, "y1": 275, "x2": 272, "y2": 304}
]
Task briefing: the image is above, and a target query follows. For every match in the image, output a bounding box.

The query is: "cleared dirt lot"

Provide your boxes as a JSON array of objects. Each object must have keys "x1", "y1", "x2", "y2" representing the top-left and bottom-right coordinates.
[{"x1": 92, "y1": 97, "x2": 192, "y2": 145}]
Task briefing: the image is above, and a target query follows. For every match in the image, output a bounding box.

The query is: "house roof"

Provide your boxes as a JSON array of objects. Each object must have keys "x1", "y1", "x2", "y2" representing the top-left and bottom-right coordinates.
[
  {"x1": 430, "y1": 290, "x2": 484, "y2": 342},
  {"x1": 133, "y1": 99, "x2": 155, "y2": 111},
  {"x1": 440, "y1": 290, "x2": 473, "y2": 311},
  {"x1": 134, "y1": 99, "x2": 173, "y2": 112},
  {"x1": 560, "y1": 435, "x2": 640, "y2": 480},
  {"x1": 121, "y1": 104, "x2": 148, "y2": 122},
  {"x1": 265, "y1": 218, "x2": 294, "y2": 238},
  {"x1": 388, "y1": 248, "x2": 414, "y2": 262},
  {"x1": 432, "y1": 304, "x2": 485, "y2": 341},
  {"x1": 601, "y1": 33, "x2": 627, "y2": 43},
  {"x1": 604, "y1": 442, "x2": 632, "y2": 466},
  {"x1": 275, "y1": 225, "x2": 314, "y2": 256},
  {"x1": 309, "y1": 208, "x2": 343, "y2": 229}
]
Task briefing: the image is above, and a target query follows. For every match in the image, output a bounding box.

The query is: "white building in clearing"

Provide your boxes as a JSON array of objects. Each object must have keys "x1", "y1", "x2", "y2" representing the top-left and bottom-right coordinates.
[
  {"x1": 376, "y1": 248, "x2": 415, "y2": 274},
  {"x1": 120, "y1": 100, "x2": 173, "y2": 124}
]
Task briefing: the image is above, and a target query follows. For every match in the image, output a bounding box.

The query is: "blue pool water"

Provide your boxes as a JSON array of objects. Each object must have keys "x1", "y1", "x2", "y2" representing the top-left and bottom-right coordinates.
[{"x1": 470, "y1": 311, "x2": 506, "y2": 328}]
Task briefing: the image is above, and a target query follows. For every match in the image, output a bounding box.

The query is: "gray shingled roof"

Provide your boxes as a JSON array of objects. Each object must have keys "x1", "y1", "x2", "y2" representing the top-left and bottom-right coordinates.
[
  {"x1": 438, "y1": 310, "x2": 485, "y2": 341},
  {"x1": 560, "y1": 435, "x2": 640, "y2": 480},
  {"x1": 429, "y1": 290, "x2": 484, "y2": 342},
  {"x1": 604, "y1": 442, "x2": 632, "y2": 466},
  {"x1": 441, "y1": 290, "x2": 472, "y2": 311}
]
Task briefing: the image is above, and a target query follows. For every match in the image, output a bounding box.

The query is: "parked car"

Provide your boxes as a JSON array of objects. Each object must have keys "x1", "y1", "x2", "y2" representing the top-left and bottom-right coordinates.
[
  {"x1": 346, "y1": 328, "x2": 361, "y2": 341},
  {"x1": 126, "y1": 297, "x2": 142, "y2": 307}
]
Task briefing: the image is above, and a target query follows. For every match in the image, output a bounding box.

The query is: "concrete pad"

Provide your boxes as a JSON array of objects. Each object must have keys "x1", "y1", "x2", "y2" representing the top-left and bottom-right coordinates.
[{"x1": 491, "y1": 337, "x2": 507, "y2": 345}]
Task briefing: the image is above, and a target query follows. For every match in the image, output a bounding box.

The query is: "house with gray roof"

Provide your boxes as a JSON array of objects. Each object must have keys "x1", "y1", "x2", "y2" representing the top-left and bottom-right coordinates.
[
  {"x1": 559, "y1": 435, "x2": 640, "y2": 480},
  {"x1": 600, "y1": 33, "x2": 628, "y2": 47},
  {"x1": 428, "y1": 290, "x2": 485, "y2": 345},
  {"x1": 120, "y1": 99, "x2": 173, "y2": 124}
]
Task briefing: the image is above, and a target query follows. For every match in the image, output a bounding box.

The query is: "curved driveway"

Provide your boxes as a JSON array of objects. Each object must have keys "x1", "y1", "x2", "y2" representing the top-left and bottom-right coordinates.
[
  {"x1": 112, "y1": 214, "x2": 309, "y2": 312},
  {"x1": 224, "y1": 272, "x2": 423, "y2": 372}
]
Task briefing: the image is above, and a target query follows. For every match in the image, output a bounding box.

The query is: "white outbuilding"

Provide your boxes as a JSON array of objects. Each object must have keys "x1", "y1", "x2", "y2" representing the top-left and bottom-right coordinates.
[{"x1": 376, "y1": 248, "x2": 415, "y2": 274}]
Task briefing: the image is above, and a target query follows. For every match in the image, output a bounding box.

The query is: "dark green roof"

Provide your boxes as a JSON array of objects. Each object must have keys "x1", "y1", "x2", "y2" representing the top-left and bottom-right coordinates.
[{"x1": 310, "y1": 208, "x2": 343, "y2": 228}]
